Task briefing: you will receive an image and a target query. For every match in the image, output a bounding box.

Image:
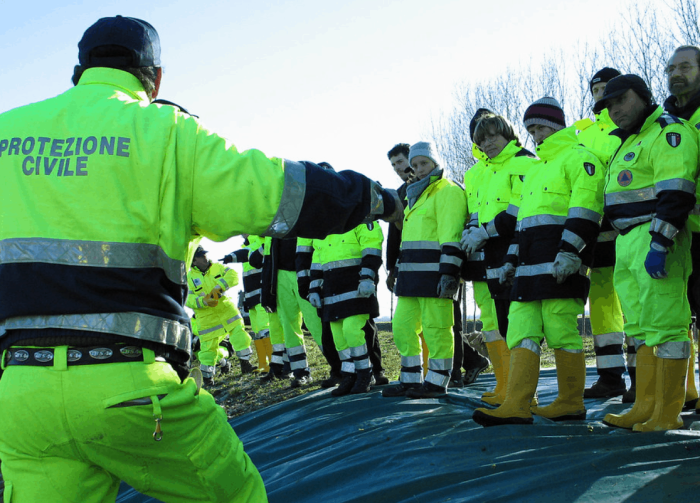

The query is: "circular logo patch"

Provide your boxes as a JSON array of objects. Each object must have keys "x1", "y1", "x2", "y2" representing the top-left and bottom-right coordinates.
[
  {"x1": 67, "y1": 350, "x2": 83, "y2": 362},
  {"x1": 120, "y1": 346, "x2": 143, "y2": 358},
  {"x1": 89, "y1": 348, "x2": 113, "y2": 360},
  {"x1": 617, "y1": 170, "x2": 633, "y2": 187},
  {"x1": 34, "y1": 350, "x2": 54, "y2": 363},
  {"x1": 13, "y1": 350, "x2": 29, "y2": 362},
  {"x1": 623, "y1": 152, "x2": 635, "y2": 162}
]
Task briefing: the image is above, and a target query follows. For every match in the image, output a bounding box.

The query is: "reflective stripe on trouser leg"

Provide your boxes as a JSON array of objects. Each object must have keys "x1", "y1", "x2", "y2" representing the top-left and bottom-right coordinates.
[
  {"x1": 474, "y1": 280, "x2": 499, "y2": 334},
  {"x1": 615, "y1": 224, "x2": 692, "y2": 348},
  {"x1": 350, "y1": 343, "x2": 372, "y2": 371},
  {"x1": 589, "y1": 266, "x2": 626, "y2": 379},
  {"x1": 0, "y1": 362, "x2": 267, "y2": 502},
  {"x1": 275, "y1": 269, "x2": 305, "y2": 349},
  {"x1": 507, "y1": 299, "x2": 584, "y2": 351},
  {"x1": 626, "y1": 336, "x2": 641, "y2": 369},
  {"x1": 425, "y1": 358, "x2": 452, "y2": 388},
  {"x1": 400, "y1": 355, "x2": 423, "y2": 384},
  {"x1": 235, "y1": 346, "x2": 253, "y2": 360},
  {"x1": 223, "y1": 311, "x2": 252, "y2": 352},
  {"x1": 338, "y1": 348, "x2": 355, "y2": 374},
  {"x1": 198, "y1": 336, "x2": 228, "y2": 366},
  {"x1": 287, "y1": 344, "x2": 308, "y2": 371},
  {"x1": 200, "y1": 364, "x2": 216, "y2": 378},
  {"x1": 271, "y1": 343, "x2": 285, "y2": 366}
]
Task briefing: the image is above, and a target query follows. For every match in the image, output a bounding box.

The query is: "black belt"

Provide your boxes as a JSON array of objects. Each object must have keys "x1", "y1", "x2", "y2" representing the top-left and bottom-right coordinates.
[{"x1": 3, "y1": 345, "x2": 158, "y2": 367}]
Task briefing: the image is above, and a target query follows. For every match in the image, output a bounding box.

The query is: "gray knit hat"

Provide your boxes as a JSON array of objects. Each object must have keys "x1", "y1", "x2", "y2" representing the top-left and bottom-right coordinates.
[
  {"x1": 408, "y1": 141, "x2": 440, "y2": 167},
  {"x1": 523, "y1": 97, "x2": 566, "y2": 131}
]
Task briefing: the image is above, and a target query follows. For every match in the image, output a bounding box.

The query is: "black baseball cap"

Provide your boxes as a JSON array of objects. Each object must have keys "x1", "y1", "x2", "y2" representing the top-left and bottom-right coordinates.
[
  {"x1": 78, "y1": 15, "x2": 160, "y2": 67},
  {"x1": 589, "y1": 67, "x2": 621, "y2": 93},
  {"x1": 593, "y1": 74, "x2": 653, "y2": 113}
]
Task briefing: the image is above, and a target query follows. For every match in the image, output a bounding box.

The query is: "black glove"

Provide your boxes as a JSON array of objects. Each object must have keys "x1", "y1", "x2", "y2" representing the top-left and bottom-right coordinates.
[{"x1": 219, "y1": 254, "x2": 234, "y2": 264}]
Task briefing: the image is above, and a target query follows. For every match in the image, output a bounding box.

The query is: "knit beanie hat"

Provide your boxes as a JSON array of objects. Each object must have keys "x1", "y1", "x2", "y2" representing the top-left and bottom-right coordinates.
[
  {"x1": 590, "y1": 67, "x2": 621, "y2": 93},
  {"x1": 469, "y1": 108, "x2": 493, "y2": 141},
  {"x1": 408, "y1": 141, "x2": 440, "y2": 167},
  {"x1": 523, "y1": 97, "x2": 566, "y2": 131}
]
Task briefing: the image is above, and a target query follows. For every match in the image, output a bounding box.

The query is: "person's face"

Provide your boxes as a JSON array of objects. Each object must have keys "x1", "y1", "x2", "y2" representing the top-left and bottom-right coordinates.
[
  {"x1": 410, "y1": 156, "x2": 436, "y2": 181},
  {"x1": 666, "y1": 49, "x2": 700, "y2": 99},
  {"x1": 390, "y1": 153, "x2": 413, "y2": 182},
  {"x1": 606, "y1": 89, "x2": 648, "y2": 131},
  {"x1": 478, "y1": 127, "x2": 509, "y2": 159},
  {"x1": 591, "y1": 82, "x2": 607, "y2": 103},
  {"x1": 526, "y1": 124, "x2": 557, "y2": 145},
  {"x1": 192, "y1": 255, "x2": 209, "y2": 271}
]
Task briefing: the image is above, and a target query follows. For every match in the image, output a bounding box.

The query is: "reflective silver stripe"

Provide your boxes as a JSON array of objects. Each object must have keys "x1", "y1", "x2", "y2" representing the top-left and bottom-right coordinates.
[
  {"x1": 605, "y1": 188, "x2": 655, "y2": 206},
  {"x1": 425, "y1": 369, "x2": 449, "y2": 388},
  {"x1": 200, "y1": 364, "x2": 215, "y2": 377},
  {"x1": 596, "y1": 354, "x2": 626, "y2": 369},
  {"x1": 282, "y1": 352, "x2": 290, "y2": 363},
  {"x1": 568, "y1": 207, "x2": 602, "y2": 223},
  {"x1": 323, "y1": 258, "x2": 362, "y2": 271},
  {"x1": 482, "y1": 329, "x2": 502, "y2": 343},
  {"x1": 514, "y1": 338, "x2": 541, "y2": 356},
  {"x1": 401, "y1": 241, "x2": 440, "y2": 250},
  {"x1": 360, "y1": 268, "x2": 376, "y2": 279},
  {"x1": 559, "y1": 348, "x2": 583, "y2": 354},
  {"x1": 349, "y1": 344, "x2": 369, "y2": 358},
  {"x1": 341, "y1": 361, "x2": 356, "y2": 373},
  {"x1": 597, "y1": 230, "x2": 619, "y2": 243},
  {"x1": 611, "y1": 214, "x2": 653, "y2": 231},
  {"x1": 310, "y1": 279, "x2": 323, "y2": 289},
  {"x1": 507, "y1": 244, "x2": 519, "y2": 256},
  {"x1": 287, "y1": 345, "x2": 307, "y2": 356},
  {"x1": 338, "y1": 348, "x2": 352, "y2": 361},
  {"x1": 271, "y1": 355, "x2": 284, "y2": 364},
  {"x1": 656, "y1": 178, "x2": 696, "y2": 194},
  {"x1": 656, "y1": 340, "x2": 691, "y2": 359},
  {"x1": 627, "y1": 353, "x2": 637, "y2": 368},
  {"x1": 649, "y1": 218, "x2": 680, "y2": 240},
  {"x1": 290, "y1": 359, "x2": 308, "y2": 370},
  {"x1": 236, "y1": 347, "x2": 252, "y2": 358},
  {"x1": 515, "y1": 262, "x2": 590, "y2": 278},
  {"x1": 428, "y1": 358, "x2": 453, "y2": 371},
  {"x1": 311, "y1": 263, "x2": 322, "y2": 271},
  {"x1": 485, "y1": 221, "x2": 499, "y2": 238},
  {"x1": 441, "y1": 242, "x2": 461, "y2": 250},
  {"x1": 354, "y1": 357, "x2": 371, "y2": 370},
  {"x1": 199, "y1": 324, "x2": 224, "y2": 336},
  {"x1": 366, "y1": 180, "x2": 385, "y2": 220},
  {"x1": 0, "y1": 237, "x2": 187, "y2": 285},
  {"x1": 561, "y1": 230, "x2": 586, "y2": 252},
  {"x1": 218, "y1": 278, "x2": 230, "y2": 289},
  {"x1": 626, "y1": 337, "x2": 644, "y2": 352},
  {"x1": 296, "y1": 246, "x2": 313, "y2": 253},
  {"x1": 440, "y1": 255, "x2": 463, "y2": 267},
  {"x1": 243, "y1": 268, "x2": 262, "y2": 277},
  {"x1": 593, "y1": 332, "x2": 625, "y2": 347},
  {"x1": 506, "y1": 204, "x2": 519, "y2": 217},
  {"x1": 226, "y1": 314, "x2": 242, "y2": 325},
  {"x1": 264, "y1": 159, "x2": 305, "y2": 237},
  {"x1": 245, "y1": 289, "x2": 261, "y2": 298},
  {"x1": 362, "y1": 248, "x2": 382, "y2": 257},
  {"x1": 486, "y1": 268, "x2": 500, "y2": 280},
  {"x1": 517, "y1": 214, "x2": 567, "y2": 230},
  {"x1": 469, "y1": 212, "x2": 479, "y2": 226},
  {"x1": 195, "y1": 296, "x2": 205, "y2": 309},
  {"x1": 398, "y1": 263, "x2": 440, "y2": 272},
  {"x1": 324, "y1": 291, "x2": 361, "y2": 305},
  {"x1": 467, "y1": 252, "x2": 484, "y2": 262},
  {"x1": 297, "y1": 270, "x2": 310, "y2": 278},
  {"x1": 272, "y1": 343, "x2": 286, "y2": 352},
  {"x1": 400, "y1": 371, "x2": 423, "y2": 384},
  {"x1": 402, "y1": 355, "x2": 422, "y2": 367},
  {"x1": 2, "y1": 312, "x2": 191, "y2": 352}
]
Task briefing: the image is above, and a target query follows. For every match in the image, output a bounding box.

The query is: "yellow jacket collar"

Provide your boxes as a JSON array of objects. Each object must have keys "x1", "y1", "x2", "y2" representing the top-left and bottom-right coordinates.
[
  {"x1": 77, "y1": 67, "x2": 150, "y2": 102},
  {"x1": 535, "y1": 126, "x2": 578, "y2": 161},
  {"x1": 486, "y1": 140, "x2": 521, "y2": 166}
]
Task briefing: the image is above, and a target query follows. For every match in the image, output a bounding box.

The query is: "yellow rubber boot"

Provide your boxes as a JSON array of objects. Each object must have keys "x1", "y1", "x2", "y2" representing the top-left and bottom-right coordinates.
[
  {"x1": 482, "y1": 339, "x2": 511, "y2": 405},
  {"x1": 472, "y1": 348, "x2": 540, "y2": 427},
  {"x1": 531, "y1": 349, "x2": 586, "y2": 421},
  {"x1": 633, "y1": 356, "x2": 687, "y2": 432},
  {"x1": 604, "y1": 344, "x2": 656, "y2": 429},
  {"x1": 254, "y1": 339, "x2": 270, "y2": 373},
  {"x1": 263, "y1": 337, "x2": 273, "y2": 370},
  {"x1": 686, "y1": 330, "x2": 698, "y2": 408},
  {"x1": 420, "y1": 332, "x2": 429, "y2": 377}
]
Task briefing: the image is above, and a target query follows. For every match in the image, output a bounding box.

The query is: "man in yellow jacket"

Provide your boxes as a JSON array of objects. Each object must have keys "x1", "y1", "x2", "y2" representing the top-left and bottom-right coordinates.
[
  {"x1": 0, "y1": 16, "x2": 403, "y2": 503},
  {"x1": 187, "y1": 246, "x2": 253, "y2": 385}
]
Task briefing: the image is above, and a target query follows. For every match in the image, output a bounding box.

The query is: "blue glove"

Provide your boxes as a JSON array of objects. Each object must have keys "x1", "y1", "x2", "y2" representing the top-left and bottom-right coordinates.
[{"x1": 644, "y1": 243, "x2": 668, "y2": 279}]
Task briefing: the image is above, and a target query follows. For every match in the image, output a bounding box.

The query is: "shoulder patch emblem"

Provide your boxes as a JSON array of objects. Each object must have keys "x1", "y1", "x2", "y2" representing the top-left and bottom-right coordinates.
[
  {"x1": 695, "y1": 123, "x2": 700, "y2": 130},
  {"x1": 366, "y1": 222, "x2": 374, "y2": 231},
  {"x1": 617, "y1": 170, "x2": 633, "y2": 187},
  {"x1": 667, "y1": 132, "x2": 682, "y2": 147},
  {"x1": 583, "y1": 162, "x2": 596, "y2": 176},
  {"x1": 193, "y1": 278, "x2": 202, "y2": 287},
  {"x1": 623, "y1": 152, "x2": 635, "y2": 162}
]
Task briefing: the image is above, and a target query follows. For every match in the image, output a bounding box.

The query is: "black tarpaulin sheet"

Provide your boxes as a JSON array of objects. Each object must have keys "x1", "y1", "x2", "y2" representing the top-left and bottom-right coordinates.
[{"x1": 117, "y1": 367, "x2": 700, "y2": 502}]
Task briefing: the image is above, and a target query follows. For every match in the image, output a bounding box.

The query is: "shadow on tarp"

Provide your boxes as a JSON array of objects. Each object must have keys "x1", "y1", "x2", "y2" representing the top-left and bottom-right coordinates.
[{"x1": 118, "y1": 367, "x2": 700, "y2": 502}]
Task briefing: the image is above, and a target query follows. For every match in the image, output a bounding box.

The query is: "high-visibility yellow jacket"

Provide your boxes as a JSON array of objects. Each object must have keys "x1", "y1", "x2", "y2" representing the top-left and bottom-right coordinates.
[
  {"x1": 310, "y1": 223, "x2": 383, "y2": 320},
  {"x1": 506, "y1": 127, "x2": 605, "y2": 302},
  {"x1": 462, "y1": 153, "x2": 488, "y2": 282},
  {"x1": 604, "y1": 106, "x2": 698, "y2": 248},
  {"x1": 0, "y1": 67, "x2": 394, "y2": 361},
  {"x1": 395, "y1": 170, "x2": 466, "y2": 297},
  {"x1": 227, "y1": 234, "x2": 264, "y2": 309},
  {"x1": 186, "y1": 262, "x2": 242, "y2": 340}
]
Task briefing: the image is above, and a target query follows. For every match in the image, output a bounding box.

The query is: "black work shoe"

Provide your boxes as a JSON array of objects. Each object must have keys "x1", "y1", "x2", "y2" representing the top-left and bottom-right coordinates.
[
  {"x1": 332, "y1": 373, "x2": 357, "y2": 396},
  {"x1": 406, "y1": 381, "x2": 447, "y2": 399},
  {"x1": 260, "y1": 369, "x2": 279, "y2": 383},
  {"x1": 584, "y1": 379, "x2": 626, "y2": 399},
  {"x1": 621, "y1": 383, "x2": 636, "y2": 403},
  {"x1": 290, "y1": 375, "x2": 313, "y2": 389},
  {"x1": 320, "y1": 373, "x2": 342, "y2": 388},
  {"x1": 350, "y1": 370, "x2": 376, "y2": 394},
  {"x1": 239, "y1": 359, "x2": 255, "y2": 374},
  {"x1": 381, "y1": 382, "x2": 420, "y2": 397},
  {"x1": 463, "y1": 356, "x2": 490, "y2": 385},
  {"x1": 448, "y1": 376, "x2": 464, "y2": 388},
  {"x1": 373, "y1": 370, "x2": 390, "y2": 386},
  {"x1": 203, "y1": 376, "x2": 215, "y2": 387},
  {"x1": 218, "y1": 359, "x2": 232, "y2": 375}
]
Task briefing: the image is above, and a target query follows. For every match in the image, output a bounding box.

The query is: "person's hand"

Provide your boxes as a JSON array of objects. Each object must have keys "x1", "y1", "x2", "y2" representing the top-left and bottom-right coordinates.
[
  {"x1": 494, "y1": 263, "x2": 516, "y2": 285},
  {"x1": 386, "y1": 267, "x2": 398, "y2": 293},
  {"x1": 645, "y1": 243, "x2": 668, "y2": 279},
  {"x1": 466, "y1": 331, "x2": 488, "y2": 358},
  {"x1": 381, "y1": 189, "x2": 404, "y2": 230},
  {"x1": 357, "y1": 278, "x2": 376, "y2": 298},
  {"x1": 436, "y1": 275, "x2": 459, "y2": 298},
  {"x1": 463, "y1": 225, "x2": 489, "y2": 255},
  {"x1": 202, "y1": 293, "x2": 219, "y2": 307},
  {"x1": 552, "y1": 251, "x2": 582, "y2": 284},
  {"x1": 308, "y1": 292, "x2": 322, "y2": 308},
  {"x1": 219, "y1": 254, "x2": 235, "y2": 264}
]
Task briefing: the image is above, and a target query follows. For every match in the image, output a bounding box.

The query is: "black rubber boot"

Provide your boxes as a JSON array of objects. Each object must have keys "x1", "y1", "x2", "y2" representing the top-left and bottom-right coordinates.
[
  {"x1": 351, "y1": 368, "x2": 376, "y2": 394},
  {"x1": 406, "y1": 380, "x2": 447, "y2": 399},
  {"x1": 321, "y1": 370, "x2": 343, "y2": 388},
  {"x1": 331, "y1": 372, "x2": 357, "y2": 396},
  {"x1": 381, "y1": 382, "x2": 420, "y2": 398}
]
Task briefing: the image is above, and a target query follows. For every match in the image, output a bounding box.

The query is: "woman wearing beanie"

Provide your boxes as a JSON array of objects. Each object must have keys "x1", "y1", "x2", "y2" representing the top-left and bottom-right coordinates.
[
  {"x1": 383, "y1": 141, "x2": 467, "y2": 398},
  {"x1": 473, "y1": 97, "x2": 605, "y2": 426},
  {"x1": 462, "y1": 113, "x2": 536, "y2": 406}
]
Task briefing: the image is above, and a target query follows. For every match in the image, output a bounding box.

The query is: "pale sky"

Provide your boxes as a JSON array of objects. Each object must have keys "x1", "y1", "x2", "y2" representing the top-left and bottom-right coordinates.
[{"x1": 1, "y1": 0, "x2": 625, "y2": 319}]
